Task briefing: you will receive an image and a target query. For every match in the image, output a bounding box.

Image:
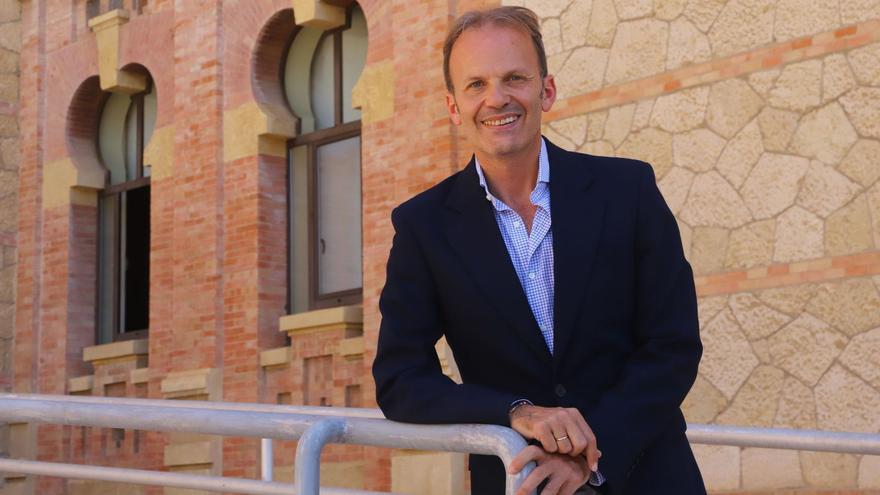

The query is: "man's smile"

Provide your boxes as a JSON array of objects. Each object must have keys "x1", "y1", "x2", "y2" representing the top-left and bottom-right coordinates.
[{"x1": 480, "y1": 113, "x2": 521, "y2": 128}]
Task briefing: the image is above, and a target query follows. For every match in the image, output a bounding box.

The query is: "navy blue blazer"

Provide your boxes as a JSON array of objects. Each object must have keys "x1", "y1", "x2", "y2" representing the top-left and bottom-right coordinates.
[{"x1": 373, "y1": 139, "x2": 705, "y2": 494}]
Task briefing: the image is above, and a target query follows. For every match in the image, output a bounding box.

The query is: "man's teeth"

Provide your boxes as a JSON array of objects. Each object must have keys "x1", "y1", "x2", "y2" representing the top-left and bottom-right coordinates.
[{"x1": 483, "y1": 115, "x2": 518, "y2": 126}]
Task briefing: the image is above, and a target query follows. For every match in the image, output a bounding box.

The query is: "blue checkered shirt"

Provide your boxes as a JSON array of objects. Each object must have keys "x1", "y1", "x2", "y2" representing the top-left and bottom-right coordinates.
[{"x1": 475, "y1": 139, "x2": 555, "y2": 354}]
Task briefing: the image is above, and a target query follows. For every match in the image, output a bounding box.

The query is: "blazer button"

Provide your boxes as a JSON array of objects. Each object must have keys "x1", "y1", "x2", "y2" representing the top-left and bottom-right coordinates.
[{"x1": 554, "y1": 384, "x2": 567, "y2": 398}]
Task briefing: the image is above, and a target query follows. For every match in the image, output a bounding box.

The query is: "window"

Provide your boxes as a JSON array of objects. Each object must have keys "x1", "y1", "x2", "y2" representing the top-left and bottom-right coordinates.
[
  {"x1": 97, "y1": 80, "x2": 156, "y2": 343},
  {"x1": 286, "y1": 4, "x2": 367, "y2": 313}
]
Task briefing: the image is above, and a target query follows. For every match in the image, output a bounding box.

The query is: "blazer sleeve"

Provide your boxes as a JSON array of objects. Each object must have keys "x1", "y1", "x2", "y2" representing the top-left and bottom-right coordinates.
[
  {"x1": 585, "y1": 163, "x2": 702, "y2": 490},
  {"x1": 372, "y1": 206, "x2": 519, "y2": 425}
]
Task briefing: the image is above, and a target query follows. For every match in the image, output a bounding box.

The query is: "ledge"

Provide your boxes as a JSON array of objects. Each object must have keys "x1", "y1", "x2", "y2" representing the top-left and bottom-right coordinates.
[
  {"x1": 337, "y1": 337, "x2": 364, "y2": 358},
  {"x1": 130, "y1": 367, "x2": 149, "y2": 385},
  {"x1": 279, "y1": 305, "x2": 363, "y2": 336},
  {"x1": 83, "y1": 339, "x2": 148, "y2": 366},
  {"x1": 164, "y1": 441, "x2": 213, "y2": 467},
  {"x1": 259, "y1": 347, "x2": 292, "y2": 368},
  {"x1": 68, "y1": 375, "x2": 94, "y2": 394},
  {"x1": 160, "y1": 368, "x2": 219, "y2": 397}
]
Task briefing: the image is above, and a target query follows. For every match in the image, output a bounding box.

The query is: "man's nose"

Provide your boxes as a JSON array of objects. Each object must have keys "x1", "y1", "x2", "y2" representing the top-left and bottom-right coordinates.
[{"x1": 484, "y1": 83, "x2": 510, "y2": 108}]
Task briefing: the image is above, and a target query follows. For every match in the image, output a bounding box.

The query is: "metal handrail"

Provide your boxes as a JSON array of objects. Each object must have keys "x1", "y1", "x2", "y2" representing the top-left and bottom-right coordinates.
[
  {"x1": 1, "y1": 394, "x2": 880, "y2": 494},
  {"x1": 0, "y1": 394, "x2": 532, "y2": 495}
]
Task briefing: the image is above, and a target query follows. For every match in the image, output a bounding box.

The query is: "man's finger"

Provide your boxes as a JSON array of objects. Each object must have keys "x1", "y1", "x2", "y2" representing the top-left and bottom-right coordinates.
[
  {"x1": 563, "y1": 410, "x2": 588, "y2": 456},
  {"x1": 508, "y1": 445, "x2": 544, "y2": 474},
  {"x1": 552, "y1": 427, "x2": 573, "y2": 455},
  {"x1": 514, "y1": 464, "x2": 550, "y2": 495},
  {"x1": 538, "y1": 423, "x2": 558, "y2": 453}
]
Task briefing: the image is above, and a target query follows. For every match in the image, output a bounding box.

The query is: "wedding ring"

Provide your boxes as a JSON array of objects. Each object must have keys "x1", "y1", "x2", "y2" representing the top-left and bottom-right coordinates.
[{"x1": 555, "y1": 435, "x2": 569, "y2": 442}]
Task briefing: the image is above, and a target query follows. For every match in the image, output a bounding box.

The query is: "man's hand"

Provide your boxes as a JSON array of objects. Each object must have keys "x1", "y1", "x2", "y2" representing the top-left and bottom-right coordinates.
[
  {"x1": 508, "y1": 445, "x2": 590, "y2": 495},
  {"x1": 509, "y1": 405, "x2": 601, "y2": 471}
]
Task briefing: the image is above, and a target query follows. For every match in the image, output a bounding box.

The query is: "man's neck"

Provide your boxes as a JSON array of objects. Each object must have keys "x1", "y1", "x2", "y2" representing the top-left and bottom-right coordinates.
[{"x1": 476, "y1": 138, "x2": 542, "y2": 209}]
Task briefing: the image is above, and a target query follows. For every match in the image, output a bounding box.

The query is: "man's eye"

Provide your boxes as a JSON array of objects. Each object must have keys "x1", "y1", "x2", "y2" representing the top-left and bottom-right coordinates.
[{"x1": 468, "y1": 81, "x2": 484, "y2": 89}]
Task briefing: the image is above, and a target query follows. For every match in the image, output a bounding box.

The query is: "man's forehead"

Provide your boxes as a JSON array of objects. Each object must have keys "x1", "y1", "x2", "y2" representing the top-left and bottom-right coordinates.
[{"x1": 449, "y1": 23, "x2": 539, "y2": 78}]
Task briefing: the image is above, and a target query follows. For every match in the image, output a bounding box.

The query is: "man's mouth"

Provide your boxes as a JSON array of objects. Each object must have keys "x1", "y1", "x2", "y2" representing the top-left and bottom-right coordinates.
[{"x1": 481, "y1": 114, "x2": 519, "y2": 127}]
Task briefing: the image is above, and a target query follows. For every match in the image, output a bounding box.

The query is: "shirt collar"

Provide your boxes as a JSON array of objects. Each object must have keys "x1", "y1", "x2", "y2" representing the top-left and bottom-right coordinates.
[{"x1": 475, "y1": 138, "x2": 550, "y2": 211}]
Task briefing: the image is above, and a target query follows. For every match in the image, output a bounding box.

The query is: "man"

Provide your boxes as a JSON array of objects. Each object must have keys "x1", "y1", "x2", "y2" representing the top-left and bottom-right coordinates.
[{"x1": 372, "y1": 6, "x2": 705, "y2": 495}]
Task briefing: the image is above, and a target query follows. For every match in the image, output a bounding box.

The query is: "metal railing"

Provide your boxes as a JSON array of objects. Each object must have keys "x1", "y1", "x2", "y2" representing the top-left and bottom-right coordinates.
[{"x1": 0, "y1": 393, "x2": 879, "y2": 494}]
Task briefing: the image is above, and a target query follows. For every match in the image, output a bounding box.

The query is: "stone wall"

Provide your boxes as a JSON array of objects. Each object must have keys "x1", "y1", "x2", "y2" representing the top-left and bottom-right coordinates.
[
  {"x1": 0, "y1": 0, "x2": 19, "y2": 395},
  {"x1": 514, "y1": 0, "x2": 880, "y2": 492}
]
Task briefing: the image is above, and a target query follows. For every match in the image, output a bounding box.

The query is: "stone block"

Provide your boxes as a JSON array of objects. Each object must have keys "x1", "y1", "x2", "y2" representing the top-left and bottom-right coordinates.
[
  {"x1": 697, "y1": 295, "x2": 728, "y2": 328},
  {"x1": 585, "y1": 111, "x2": 607, "y2": 142},
  {"x1": 768, "y1": 60, "x2": 823, "y2": 112},
  {"x1": 556, "y1": 46, "x2": 609, "y2": 99},
  {"x1": 524, "y1": 0, "x2": 571, "y2": 17},
  {"x1": 673, "y1": 128, "x2": 725, "y2": 173},
  {"x1": 0, "y1": 73, "x2": 16, "y2": 103},
  {"x1": 840, "y1": 87, "x2": 880, "y2": 139},
  {"x1": 716, "y1": 365, "x2": 785, "y2": 427},
  {"x1": 699, "y1": 307, "x2": 759, "y2": 399},
  {"x1": 717, "y1": 120, "x2": 764, "y2": 189},
  {"x1": 708, "y1": 0, "x2": 775, "y2": 57},
  {"x1": 616, "y1": 128, "x2": 673, "y2": 178},
  {"x1": 842, "y1": 0, "x2": 880, "y2": 24},
  {"x1": 613, "y1": 0, "x2": 652, "y2": 19},
  {"x1": 0, "y1": 194, "x2": 15, "y2": 231},
  {"x1": 280, "y1": 304, "x2": 363, "y2": 336},
  {"x1": 560, "y1": 0, "x2": 593, "y2": 50},
  {"x1": 0, "y1": 23, "x2": 19, "y2": 53},
  {"x1": 823, "y1": 53, "x2": 857, "y2": 103},
  {"x1": 667, "y1": 19, "x2": 711, "y2": 70},
  {"x1": 690, "y1": 226, "x2": 728, "y2": 274},
  {"x1": 650, "y1": 86, "x2": 709, "y2": 133},
  {"x1": 741, "y1": 447, "x2": 803, "y2": 490},
  {"x1": 692, "y1": 444, "x2": 739, "y2": 491},
  {"x1": 0, "y1": 114, "x2": 18, "y2": 137},
  {"x1": 790, "y1": 102, "x2": 858, "y2": 165},
  {"x1": 748, "y1": 68, "x2": 780, "y2": 98},
  {"x1": 815, "y1": 364, "x2": 880, "y2": 432},
  {"x1": 826, "y1": 193, "x2": 874, "y2": 256},
  {"x1": 801, "y1": 451, "x2": 858, "y2": 488},
  {"x1": 724, "y1": 219, "x2": 774, "y2": 270},
  {"x1": 605, "y1": 19, "x2": 668, "y2": 85},
  {"x1": 391, "y1": 451, "x2": 466, "y2": 495},
  {"x1": 729, "y1": 293, "x2": 790, "y2": 340},
  {"x1": 741, "y1": 153, "x2": 809, "y2": 220},
  {"x1": 859, "y1": 455, "x2": 880, "y2": 489},
  {"x1": 549, "y1": 115, "x2": 588, "y2": 148},
  {"x1": 678, "y1": 218, "x2": 692, "y2": 260},
  {"x1": 683, "y1": 0, "x2": 725, "y2": 32},
  {"x1": 657, "y1": 166, "x2": 694, "y2": 215},
  {"x1": 796, "y1": 160, "x2": 861, "y2": 218},
  {"x1": 542, "y1": 18, "x2": 563, "y2": 56},
  {"x1": 808, "y1": 278, "x2": 880, "y2": 337},
  {"x1": 681, "y1": 375, "x2": 727, "y2": 422},
  {"x1": 0, "y1": 1, "x2": 19, "y2": 23},
  {"x1": 0, "y1": 169, "x2": 16, "y2": 197},
  {"x1": 631, "y1": 98, "x2": 653, "y2": 130},
  {"x1": 679, "y1": 171, "x2": 751, "y2": 228},
  {"x1": 774, "y1": 376, "x2": 816, "y2": 428},
  {"x1": 774, "y1": 0, "x2": 839, "y2": 41},
  {"x1": 579, "y1": 140, "x2": 615, "y2": 157},
  {"x1": 707, "y1": 79, "x2": 763, "y2": 139},
  {"x1": 320, "y1": 460, "x2": 365, "y2": 489},
  {"x1": 870, "y1": 183, "x2": 880, "y2": 248},
  {"x1": 602, "y1": 103, "x2": 635, "y2": 148},
  {"x1": 840, "y1": 327, "x2": 880, "y2": 389},
  {"x1": 768, "y1": 313, "x2": 846, "y2": 386},
  {"x1": 68, "y1": 480, "x2": 143, "y2": 495},
  {"x1": 259, "y1": 346, "x2": 291, "y2": 368},
  {"x1": 756, "y1": 107, "x2": 798, "y2": 153},
  {"x1": 83, "y1": 339, "x2": 148, "y2": 364},
  {"x1": 543, "y1": 125, "x2": 576, "y2": 151},
  {"x1": 586, "y1": 0, "x2": 618, "y2": 48},
  {"x1": 757, "y1": 284, "x2": 816, "y2": 314},
  {"x1": 1, "y1": 138, "x2": 20, "y2": 170},
  {"x1": 840, "y1": 139, "x2": 880, "y2": 187},
  {"x1": 0, "y1": 47, "x2": 17, "y2": 74},
  {"x1": 655, "y1": 0, "x2": 687, "y2": 20}
]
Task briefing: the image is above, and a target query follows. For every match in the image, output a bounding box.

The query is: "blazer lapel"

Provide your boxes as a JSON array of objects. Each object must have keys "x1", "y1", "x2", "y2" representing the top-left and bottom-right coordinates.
[
  {"x1": 548, "y1": 141, "x2": 606, "y2": 363},
  {"x1": 443, "y1": 159, "x2": 553, "y2": 366}
]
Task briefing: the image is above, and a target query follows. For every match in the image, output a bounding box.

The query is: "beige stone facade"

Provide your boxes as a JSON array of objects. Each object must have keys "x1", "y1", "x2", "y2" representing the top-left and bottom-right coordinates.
[{"x1": 513, "y1": 0, "x2": 880, "y2": 492}]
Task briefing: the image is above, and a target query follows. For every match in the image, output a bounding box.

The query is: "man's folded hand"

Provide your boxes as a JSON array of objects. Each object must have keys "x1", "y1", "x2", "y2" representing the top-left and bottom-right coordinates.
[{"x1": 509, "y1": 405, "x2": 601, "y2": 472}]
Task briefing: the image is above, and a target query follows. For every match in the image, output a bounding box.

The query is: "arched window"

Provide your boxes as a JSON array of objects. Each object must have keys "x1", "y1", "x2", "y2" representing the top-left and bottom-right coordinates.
[
  {"x1": 97, "y1": 79, "x2": 156, "y2": 343},
  {"x1": 286, "y1": 3, "x2": 367, "y2": 313}
]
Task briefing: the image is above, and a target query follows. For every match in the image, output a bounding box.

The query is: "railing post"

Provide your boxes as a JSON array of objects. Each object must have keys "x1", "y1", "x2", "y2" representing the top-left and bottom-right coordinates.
[
  {"x1": 294, "y1": 419, "x2": 347, "y2": 495},
  {"x1": 261, "y1": 438, "x2": 273, "y2": 481}
]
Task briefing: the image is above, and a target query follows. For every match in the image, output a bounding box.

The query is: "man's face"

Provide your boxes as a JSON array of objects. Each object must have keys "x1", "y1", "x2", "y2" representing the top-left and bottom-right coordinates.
[{"x1": 446, "y1": 24, "x2": 556, "y2": 160}]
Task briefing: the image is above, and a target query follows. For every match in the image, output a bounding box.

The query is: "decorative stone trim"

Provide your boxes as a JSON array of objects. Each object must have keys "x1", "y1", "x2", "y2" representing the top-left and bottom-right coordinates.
[
  {"x1": 259, "y1": 346, "x2": 292, "y2": 368},
  {"x1": 82, "y1": 338, "x2": 148, "y2": 366},
  {"x1": 291, "y1": 0, "x2": 346, "y2": 30},
  {"x1": 67, "y1": 375, "x2": 94, "y2": 394},
  {"x1": 130, "y1": 367, "x2": 149, "y2": 385},
  {"x1": 88, "y1": 9, "x2": 147, "y2": 94},
  {"x1": 160, "y1": 367, "x2": 220, "y2": 398},
  {"x1": 41, "y1": 157, "x2": 105, "y2": 210},
  {"x1": 144, "y1": 125, "x2": 175, "y2": 180},
  {"x1": 164, "y1": 441, "x2": 213, "y2": 467},
  {"x1": 279, "y1": 305, "x2": 363, "y2": 337},
  {"x1": 351, "y1": 60, "x2": 395, "y2": 125},
  {"x1": 223, "y1": 102, "x2": 296, "y2": 162},
  {"x1": 336, "y1": 336, "x2": 363, "y2": 358}
]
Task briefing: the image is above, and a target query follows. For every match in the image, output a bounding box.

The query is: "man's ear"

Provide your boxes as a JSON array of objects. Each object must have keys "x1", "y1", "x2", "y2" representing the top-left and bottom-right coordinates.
[
  {"x1": 446, "y1": 93, "x2": 462, "y2": 126},
  {"x1": 540, "y1": 75, "x2": 557, "y2": 112}
]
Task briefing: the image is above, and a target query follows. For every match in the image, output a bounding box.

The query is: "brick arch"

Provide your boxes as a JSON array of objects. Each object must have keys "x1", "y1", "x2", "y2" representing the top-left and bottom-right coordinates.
[
  {"x1": 252, "y1": 8, "x2": 298, "y2": 118},
  {"x1": 66, "y1": 75, "x2": 108, "y2": 168}
]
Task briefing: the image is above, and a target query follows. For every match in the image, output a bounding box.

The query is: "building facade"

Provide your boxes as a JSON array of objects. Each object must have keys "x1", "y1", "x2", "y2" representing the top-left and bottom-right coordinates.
[{"x1": 3, "y1": 0, "x2": 880, "y2": 494}]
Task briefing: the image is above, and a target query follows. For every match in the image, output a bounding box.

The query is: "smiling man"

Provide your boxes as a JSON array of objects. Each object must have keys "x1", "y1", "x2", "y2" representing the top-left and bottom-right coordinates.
[{"x1": 373, "y1": 6, "x2": 705, "y2": 495}]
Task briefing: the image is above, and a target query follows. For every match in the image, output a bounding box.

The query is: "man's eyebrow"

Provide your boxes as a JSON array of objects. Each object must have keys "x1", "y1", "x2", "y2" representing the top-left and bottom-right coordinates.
[{"x1": 461, "y1": 69, "x2": 534, "y2": 83}]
